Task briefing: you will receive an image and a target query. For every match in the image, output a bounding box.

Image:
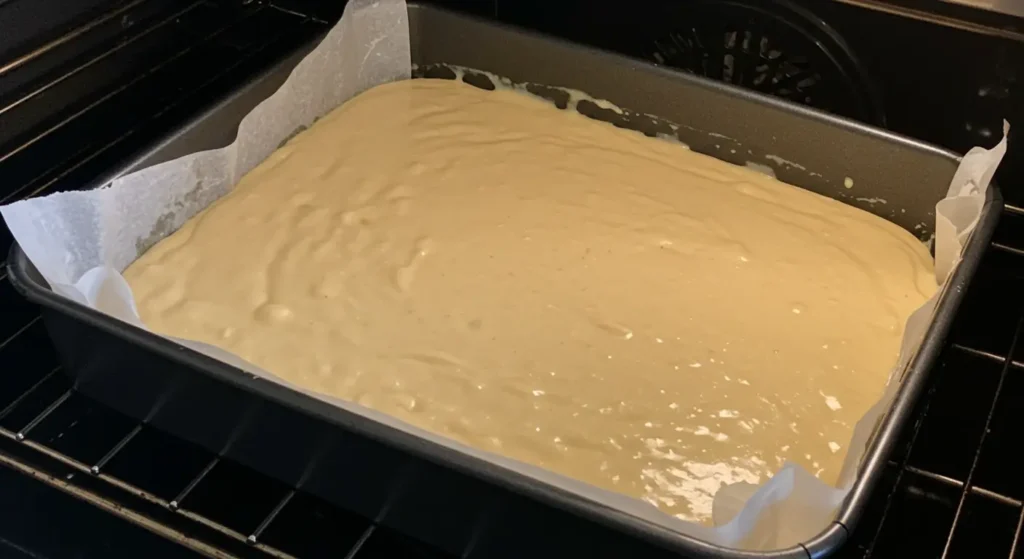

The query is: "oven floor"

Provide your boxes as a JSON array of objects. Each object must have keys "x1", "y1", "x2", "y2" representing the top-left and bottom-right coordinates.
[{"x1": 2, "y1": 1, "x2": 1023, "y2": 558}]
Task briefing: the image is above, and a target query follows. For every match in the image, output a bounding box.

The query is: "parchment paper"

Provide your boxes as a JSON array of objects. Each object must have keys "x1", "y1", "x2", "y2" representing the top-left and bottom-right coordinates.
[{"x1": 1, "y1": 0, "x2": 1008, "y2": 551}]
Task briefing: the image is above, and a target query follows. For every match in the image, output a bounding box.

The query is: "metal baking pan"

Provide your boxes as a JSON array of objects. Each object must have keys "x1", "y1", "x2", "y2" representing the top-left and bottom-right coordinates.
[{"x1": 7, "y1": 4, "x2": 1002, "y2": 558}]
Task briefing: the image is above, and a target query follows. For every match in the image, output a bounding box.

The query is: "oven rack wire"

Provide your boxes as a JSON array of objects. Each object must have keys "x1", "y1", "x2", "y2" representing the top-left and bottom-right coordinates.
[{"x1": 0, "y1": 365, "x2": 459, "y2": 559}]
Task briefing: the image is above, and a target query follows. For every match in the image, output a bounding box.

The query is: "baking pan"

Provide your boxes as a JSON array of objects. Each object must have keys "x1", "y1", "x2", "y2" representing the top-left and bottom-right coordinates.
[{"x1": 7, "y1": 4, "x2": 1002, "y2": 558}]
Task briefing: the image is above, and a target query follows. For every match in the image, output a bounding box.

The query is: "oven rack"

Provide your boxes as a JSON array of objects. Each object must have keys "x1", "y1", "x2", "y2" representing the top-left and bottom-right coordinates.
[{"x1": 0, "y1": 352, "x2": 458, "y2": 559}]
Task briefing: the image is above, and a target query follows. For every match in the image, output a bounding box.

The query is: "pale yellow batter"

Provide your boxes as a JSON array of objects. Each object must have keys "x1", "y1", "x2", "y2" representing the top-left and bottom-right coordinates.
[{"x1": 124, "y1": 78, "x2": 936, "y2": 522}]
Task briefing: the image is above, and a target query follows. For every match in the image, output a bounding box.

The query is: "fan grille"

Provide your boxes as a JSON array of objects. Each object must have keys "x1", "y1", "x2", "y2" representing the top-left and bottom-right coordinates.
[{"x1": 650, "y1": 0, "x2": 882, "y2": 125}]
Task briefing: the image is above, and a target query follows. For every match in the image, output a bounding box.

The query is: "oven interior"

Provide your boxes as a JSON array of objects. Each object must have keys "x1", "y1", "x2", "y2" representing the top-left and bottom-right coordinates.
[{"x1": 1, "y1": 1, "x2": 1023, "y2": 557}]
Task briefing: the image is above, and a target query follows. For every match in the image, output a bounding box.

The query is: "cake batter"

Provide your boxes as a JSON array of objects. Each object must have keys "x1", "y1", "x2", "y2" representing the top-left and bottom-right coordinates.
[{"x1": 124, "y1": 78, "x2": 937, "y2": 522}]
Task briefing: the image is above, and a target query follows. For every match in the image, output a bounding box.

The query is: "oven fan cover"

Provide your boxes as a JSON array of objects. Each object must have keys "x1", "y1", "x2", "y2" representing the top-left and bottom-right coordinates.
[{"x1": 650, "y1": 0, "x2": 884, "y2": 126}]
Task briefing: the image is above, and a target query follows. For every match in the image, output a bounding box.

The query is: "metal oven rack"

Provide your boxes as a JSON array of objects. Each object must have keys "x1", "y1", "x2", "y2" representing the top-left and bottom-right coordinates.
[
  {"x1": 0, "y1": 346, "x2": 457, "y2": 559},
  {"x1": 3, "y1": 0, "x2": 1024, "y2": 557}
]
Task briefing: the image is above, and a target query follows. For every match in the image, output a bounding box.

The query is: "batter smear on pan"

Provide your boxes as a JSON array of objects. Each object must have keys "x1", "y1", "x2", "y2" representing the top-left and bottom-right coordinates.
[{"x1": 123, "y1": 78, "x2": 936, "y2": 522}]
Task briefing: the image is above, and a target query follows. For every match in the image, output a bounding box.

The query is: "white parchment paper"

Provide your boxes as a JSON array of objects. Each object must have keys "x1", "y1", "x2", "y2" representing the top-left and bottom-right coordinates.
[{"x1": 1, "y1": 0, "x2": 1009, "y2": 551}]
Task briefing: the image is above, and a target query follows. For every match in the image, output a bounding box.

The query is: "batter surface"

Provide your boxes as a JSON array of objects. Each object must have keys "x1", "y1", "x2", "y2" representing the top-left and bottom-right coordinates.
[{"x1": 124, "y1": 78, "x2": 936, "y2": 522}]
